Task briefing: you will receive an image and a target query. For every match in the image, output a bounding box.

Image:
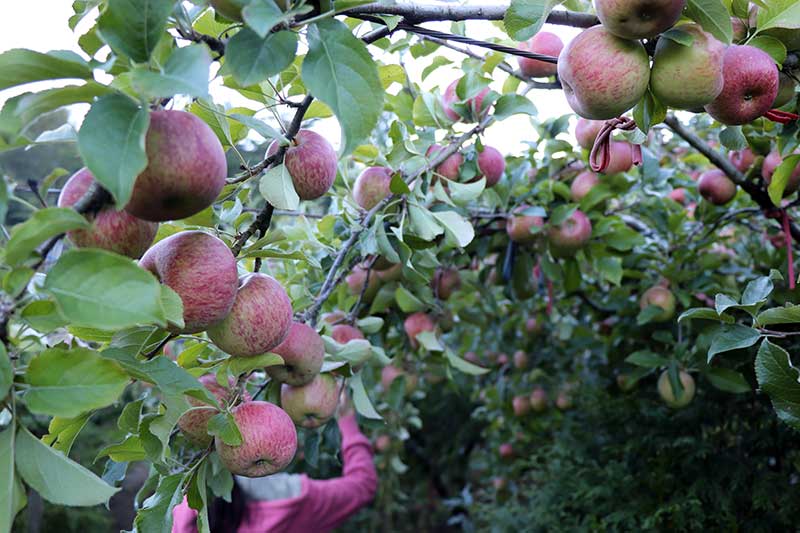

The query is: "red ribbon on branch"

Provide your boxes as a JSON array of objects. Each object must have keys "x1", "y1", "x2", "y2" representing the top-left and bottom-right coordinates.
[
  {"x1": 589, "y1": 117, "x2": 643, "y2": 173},
  {"x1": 782, "y1": 210, "x2": 796, "y2": 289},
  {"x1": 765, "y1": 109, "x2": 799, "y2": 125}
]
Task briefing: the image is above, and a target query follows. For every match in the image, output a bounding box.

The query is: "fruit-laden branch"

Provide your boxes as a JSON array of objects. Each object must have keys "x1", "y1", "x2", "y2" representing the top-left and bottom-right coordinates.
[
  {"x1": 343, "y1": 3, "x2": 599, "y2": 27},
  {"x1": 302, "y1": 115, "x2": 495, "y2": 327},
  {"x1": 664, "y1": 114, "x2": 800, "y2": 243},
  {"x1": 418, "y1": 35, "x2": 561, "y2": 90}
]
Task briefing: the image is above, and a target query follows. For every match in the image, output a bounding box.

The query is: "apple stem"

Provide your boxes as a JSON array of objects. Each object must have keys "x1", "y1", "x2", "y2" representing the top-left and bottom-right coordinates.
[{"x1": 783, "y1": 210, "x2": 796, "y2": 289}]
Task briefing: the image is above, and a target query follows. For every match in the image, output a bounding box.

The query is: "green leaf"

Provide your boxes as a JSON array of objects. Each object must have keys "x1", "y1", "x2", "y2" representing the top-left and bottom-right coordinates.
[
  {"x1": 302, "y1": 19, "x2": 383, "y2": 154},
  {"x1": 389, "y1": 173, "x2": 410, "y2": 194},
  {"x1": 596, "y1": 256, "x2": 623, "y2": 285},
  {"x1": 0, "y1": 49, "x2": 92, "y2": 91},
  {"x1": 207, "y1": 412, "x2": 243, "y2": 446},
  {"x1": 408, "y1": 205, "x2": 443, "y2": 241},
  {"x1": 41, "y1": 413, "x2": 92, "y2": 455},
  {"x1": 349, "y1": 372, "x2": 382, "y2": 419},
  {"x1": 445, "y1": 347, "x2": 490, "y2": 375},
  {"x1": 229, "y1": 113, "x2": 285, "y2": 143},
  {"x1": 220, "y1": 353, "x2": 284, "y2": 377},
  {"x1": 242, "y1": 0, "x2": 289, "y2": 37},
  {"x1": 394, "y1": 286, "x2": 424, "y2": 313},
  {"x1": 431, "y1": 210, "x2": 474, "y2": 248},
  {"x1": 504, "y1": 0, "x2": 565, "y2": 41},
  {"x1": 416, "y1": 331, "x2": 443, "y2": 352},
  {"x1": 21, "y1": 300, "x2": 69, "y2": 333},
  {"x1": 707, "y1": 324, "x2": 761, "y2": 362},
  {"x1": 226, "y1": 29, "x2": 298, "y2": 86},
  {"x1": 719, "y1": 126, "x2": 748, "y2": 150},
  {"x1": 259, "y1": 164, "x2": 300, "y2": 210},
  {"x1": 134, "y1": 473, "x2": 185, "y2": 533},
  {"x1": 44, "y1": 249, "x2": 166, "y2": 330},
  {"x1": 131, "y1": 45, "x2": 212, "y2": 99},
  {"x1": 632, "y1": 89, "x2": 666, "y2": 133},
  {"x1": 748, "y1": 35, "x2": 787, "y2": 66},
  {"x1": 625, "y1": 350, "x2": 669, "y2": 368},
  {"x1": 755, "y1": 0, "x2": 800, "y2": 32},
  {"x1": 492, "y1": 94, "x2": 537, "y2": 120},
  {"x1": 97, "y1": 0, "x2": 173, "y2": 62},
  {"x1": 756, "y1": 305, "x2": 800, "y2": 326},
  {"x1": 5, "y1": 207, "x2": 89, "y2": 266},
  {"x1": 15, "y1": 425, "x2": 119, "y2": 506},
  {"x1": 77, "y1": 93, "x2": 150, "y2": 207},
  {"x1": 742, "y1": 276, "x2": 773, "y2": 306},
  {"x1": 661, "y1": 28, "x2": 695, "y2": 46},
  {"x1": 447, "y1": 179, "x2": 485, "y2": 205},
  {"x1": 706, "y1": 367, "x2": 751, "y2": 393},
  {"x1": 96, "y1": 436, "x2": 147, "y2": 463},
  {"x1": 768, "y1": 154, "x2": 800, "y2": 206},
  {"x1": 755, "y1": 339, "x2": 800, "y2": 429},
  {"x1": 25, "y1": 347, "x2": 129, "y2": 418},
  {"x1": 678, "y1": 307, "x2": 734, "y2": 323},
  {"x1": 685, "y1": 0, "x2": 734, "y2": 44},
  {"x1": 0, "y1": 422, "x2": 25, "y2": 533},
  {"x1": 160, "y1": 285, "x2": 185, "y2": 331},
  {"x1": 0, "y1": 344, "x2": 9, "y2": 403}
]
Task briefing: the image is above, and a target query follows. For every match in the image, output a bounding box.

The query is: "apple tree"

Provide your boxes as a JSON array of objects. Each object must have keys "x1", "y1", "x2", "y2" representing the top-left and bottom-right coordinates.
[{"x1": 0, "y1": 0, "x2": 799, "y2": 531}]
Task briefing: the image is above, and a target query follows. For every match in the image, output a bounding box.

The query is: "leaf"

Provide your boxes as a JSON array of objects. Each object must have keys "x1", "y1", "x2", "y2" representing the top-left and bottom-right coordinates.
[
  {"x1": 21, "y1": 300, "x2": 69, "y2": 333},
  {"x1": 408, "y1": 205, "x2": 443, "y2": 241},
  {"x1": 229, "y1": 113, "x2": 285, "y2": 142},
  {"x1": 632, "y1": 89, "x2": 666, "y2": 133},
  {"x1": 15, "y1": 425, "x2": 119, "y2": 506},
  {"x1": 625, "y1": 350, "x2": 669, "y2": 368},
  {"x1": 96, "y1": 436, "x2": 147, "y2": 463},
  {"x1": 755, "y1": 0, "x2": 800, "y2": 32},
  {"x1": 660, "y1": 28, "x2": 696, "y2": 46},
  {"x1": 77, "y1": 93, "x2": 150, "y2": 207},
  {"x1": 25, "y1": 347, "x2": 129, "y2": 418},
  {"x1": 134, "y1": 473, "x2": 185, "y2": 533},
  {"x1": 390, "y1": 173, "x2": 410, "y2": 194},
  {"x1": 415, "y1": 331, "x2": 443, "y2": 352},
  {"x1": 2, "y1": 83, "x2": 111, "y2": 137},
  {"x1": 678, "y1": 307, "x2": 734, "y2": 323},
  {"x1": 41, "y1": 413, "x2": 92, "y2": 455},
  {"x1": 0, "y1": 344, "x2": 9, "y2": 402},
  {"x1": 0, "y1": 49, "x2": 92, "y2": 91},
  {"x1": 445, "y1": 347, "x2": 490, "y2": 375},
  {"x1": 768, "y1": 155, "x2": 800, "y2": 206},
  {"x1": 719, "y1": 126, "x2": 748, "y2": 150},
  {"x1": 492, "y1": 94, "x2": 537, "y2": 120},
  {"x1": 0, "y1": 422, "x2": 19, "y2": 533},
  {"x1": 707, "y1": 324, "x2": 761, "y2": 362},
  {"x1": 97, "y1": 0, "x2": 173, "y2": 62},
  {"x1": 259, "y1": 164, "x2": 300, "y2": 210},
  {"x1": 755, "y1": 339, "x2": 800, "y2": 429},
  {"x1": 715, "y1": 293, "x2": 741, "y2": 316},
  {"x1": 242, "y1": 0, "x2": 289, "y2": 37},
  {"x1": 504, "y1": 0, "x2": 565, "y2": 41},
  {"x1": 757, "y1": 305, "x2": 800, "y2": 326},
  {"x1": 44, "y1": 249, "x2": 166, "y2": 330},
  {"x1": 131, "y1": 45, "x2": 212, "y2": 99},
  {"x1": 748, "y1": 35, "x2": 787, "y2": 66},
  {"x1": 349, "y1": 372, "x2": 382, "y2": 419},
  {"x1": 220, "y1": 353, "x2": 284, "y2": 377},
  {"x1": 394, "y1": 286, "x2": 425, "y2": 313},
  {"x1": 685, "y1": 0, "x2": 734, "y2": 44},
  {"x1": 226, "y1": 29, "x2": 298, "y2": 86},
  {"x1": 207, "y1": 412, "x2": 243, "y2": 446},
  {"x1": 160, "y1": 285, "x2": 185, "y2": 331},
  {"x1": 5, "y1": 207, "x2": 89, "y2": 266},
  {"x1": 302, "y1": 19, "x2": 383, "y2": 154},
  {"x1": 741, "y1": 276, "x2": 773, "y2": 306},
  {"x1": 706, "y1": 367, "x2": 751, "y2": 393},
  {"x1": 431, "y1": 210, "x2": 475, "y2": 248}
]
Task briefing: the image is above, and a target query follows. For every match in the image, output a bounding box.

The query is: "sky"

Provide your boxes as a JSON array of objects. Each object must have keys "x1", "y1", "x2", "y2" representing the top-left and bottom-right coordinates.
[{"x1": 0, "y1": 0, "x2": 580, "y2": 154}]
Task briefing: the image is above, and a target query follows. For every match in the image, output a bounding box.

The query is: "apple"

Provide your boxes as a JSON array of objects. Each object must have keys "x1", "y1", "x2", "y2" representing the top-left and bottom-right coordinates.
[
  {"x1": 207, "y1": 274, "x2": 293, "y2": 357},
  {"x1": 530, "y1": 387, "x2": 548, "y2": 412},
  {"x1": 266, "y1": 130, "x2": 337, "y2": 200},
  {"x1": 404, "y1": 312, "x2": 436, "y2": 349},
  {"x1": 464, "y1": 351, "x2": 481, "y2": 364},
  {"x1": 555, "y1": 391, "x2": 573, "y2": 410},
  {"x1": 617, "y1": 373, "x2": 636, "y2": 392},
  {"x1": 704, "y1": 45, "x2": 779, "y2": 125},
  {"x1": 321, "y1": 311, "x2": 346, "y2": 325},
  {"x1": 353, "y1": 166, "x2": 392, "y2": 210},
  {"x1": 575, "y1": 118, "x2": 604, "y2": 150},
  {"x1": 125, "y1": 110, "x2": 227, "y2": 222},
  {"x1": 668, "y1": 188, "x2": 687, "y2": 205},
  {"x1": 375, "y1": 435, "x2": 391, "y2": 453},
  {"x1": 476, "y1": 146, "x2": 506, "y2": 187},
  {"x1": 381, "y1": 365, "x2": 418, "y2": 393},
  {"x1": 57, "y1": 168, "x2": 158, "y2": 258},
  {"x1": 431, "y1": 268, "x2": 461, "y2": 300},
  {"x1": 506, "y1": 206, "x2": 544, "y2": 244},
  {"x1": 639, "y1": 286, "x2": 676, "y2": 322},
  {"x1": 499, "y1": 443, "x2": 514, "y2": 460},
  {"x1": 266, "y1": 322, "x2": 324, "y2": 386},
  {"x1": 650, "y1": 24, "x2": 725, "y2": 110},
  {"x1": 331, "y1": 324, "x2": 364, "y2": 344},
  {"x1": 280, "y1": 373, "x2": 339, "y2": 429},
  {"x1": 442, "y1": 80, "x2": 490, "y2": 122},
  {"x1": 697, "y1": 169, "x2": 737, "y2": 205},
  {"x1": 774, "y1": 72, "x2": 797, "y2": 109},
  {"x1": 216, "y1": 400, "x2": 297, "y2": 477},
  {"x1": 526, "y1": 317, "x2": 542, "y2": 333},
  {"x1": 601, "y1": 141, "x2": 635, "y2": 175},
  {"x1": 426, "y1": 144, "x2": 463, "y2": 181},
  {"x1": 570, "y1": 171, "x2": 599, "y2": 201},
  {"x1": 512, "y1": 395, "x2": 531, "y2": 416},
  {"x1": 548, "y1": 209, "x2": 592, "y2": 258},
  {"x1": 493, "y1": 477, "x2": 508, "y2": 491},
  {"x1": 496, "y1": 353, "x2": 509, "y2": 366},
  {"x1": 558, "y1": 25, "x2": 650, "y2": 119},
  {"x1": 513, "y1": 350, "x2": 529, "y2": 370},
  {"x1": 345, "y1": 264, "x2": 380, "y2": 301},
  {"x1": 657, "y1": 370, "x2": 696, "y2": 408},
  {"x1": 178, "y1": 374, "x2": 245, "y2": 445},
  {"x1": 762, "y1": 151, "x2": 800, "y2": 196},
  {"x1": 729, "y1": 147, "x2": 755, "y2": 172},
  {"x1": 139, "y1": 231, "x2": 238, "y2": 333},
  {"x1": 517, "y1": 31, "x2": 563, "y2": 78},
  {"x1": 594, "y1": 0, "x2": 686, "y2": 39},
  {"x1": 375, "y1": 263, "x2": 402, "y2": 283}
]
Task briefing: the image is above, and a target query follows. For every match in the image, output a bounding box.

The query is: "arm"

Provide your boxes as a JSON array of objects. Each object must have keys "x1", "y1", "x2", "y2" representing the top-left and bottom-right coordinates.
[{"x1": 303, "y1": 414, "x2": 378, "y2": 530}]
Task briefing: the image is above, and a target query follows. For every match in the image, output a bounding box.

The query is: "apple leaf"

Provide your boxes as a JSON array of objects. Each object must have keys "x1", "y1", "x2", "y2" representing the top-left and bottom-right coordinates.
[
  {"x1": 41, "y1": 414, "x2": 93, "y2": 456},
  {"x1": 349, "y1": 372, "x2": 382, "y2": 419},
  {"x1": 445, "y1": 347, "x2": 490, "y2": 375},
  {"x1": 755, "y1": 0, "x2": 800, "y2": 32},
  {"x1": 242, "y1": 0, "x2": 290, "y2": 38},
  {"x1": 755, "y1": 339, "x2": 800, "y2": 429},
  {"x1": 748, "y1": 35, "x2": 787, "y2": 66},
  {"x1": 493, "y1": 94, "x2": 537, "y2": 120},
  {"x1": 207, "y1": 412, "x2": 243, "y2": 447},
  {"x1": 134, "y1": 473, "x2": 185, "y2": 533},
  {"x1": 685, "y1": 0, "x2": 733, "y2": 44},
  {"x1": 225, "y1": 29, "x2": 297, "y2": 87},
  {"x1": 130, "y1": 45, "x2": 212, "y2": 99},
  {"x1": 768, "y1": 154, "x2": 800, "y2": 206},
  {"x1": 707, "y1": 324, "x2": 761, "y2": 363},
  {"x1": 0, "y1": 421, "x2": 26, "y2": 533},
  {"x1": 719, "y1": 126, "x2": 748, "y2": 151},
  {"x1": 0, "y1": 49, "x2": 92, "y2": 91},
  {"x1": 97, "y1": 0, "x2": 173, "y2": 63},
  {"x1": 5, "y1": 207, "x2": 89, "y2": 266},
  {"x1": 259, "y1": 164, "x2": 300, "y2": 211},
  {"x1": 706, "y1": 367, "x2": 751, "y2": 393},
  {"x1": 504, "y1": 0, "x2": 565, "y2": 42}
]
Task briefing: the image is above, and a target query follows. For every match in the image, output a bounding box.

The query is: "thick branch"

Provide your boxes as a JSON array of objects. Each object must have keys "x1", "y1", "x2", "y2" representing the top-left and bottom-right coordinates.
[{"x1": 344, "y1": 3, "x2": 599, "y2": 27}]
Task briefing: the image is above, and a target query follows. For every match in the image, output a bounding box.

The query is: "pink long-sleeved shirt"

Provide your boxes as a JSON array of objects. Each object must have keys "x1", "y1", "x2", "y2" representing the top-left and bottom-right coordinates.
[{"x1": 172, "y1": 414, "x2": 377, "y2": 533}]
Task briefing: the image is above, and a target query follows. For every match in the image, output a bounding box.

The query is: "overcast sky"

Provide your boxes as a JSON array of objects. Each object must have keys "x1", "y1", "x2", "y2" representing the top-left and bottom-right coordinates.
[{"x1": 0, "y1": 1, "x2": 579, "y2": 154}]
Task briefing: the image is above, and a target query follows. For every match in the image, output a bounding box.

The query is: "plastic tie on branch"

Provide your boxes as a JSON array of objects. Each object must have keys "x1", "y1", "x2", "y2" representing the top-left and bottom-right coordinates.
[
  {"x1": 782, "y1": 210, "x2": 796, "y2": 289},
  {"x1": 589, "y1": 117, "x2": 643, "y2": 173},
  {"x1": 764, "y1": 109, "x2": 800, "y2": 125}
]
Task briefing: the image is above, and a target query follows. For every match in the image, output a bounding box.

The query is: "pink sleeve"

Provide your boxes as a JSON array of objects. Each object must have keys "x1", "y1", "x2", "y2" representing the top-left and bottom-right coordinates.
[
  {"x1": 301, "y1": 414, "x2": 378, "y2": 530},
  {"x1": 172, "y1": 499, "x2": 198, "y2": 533}
]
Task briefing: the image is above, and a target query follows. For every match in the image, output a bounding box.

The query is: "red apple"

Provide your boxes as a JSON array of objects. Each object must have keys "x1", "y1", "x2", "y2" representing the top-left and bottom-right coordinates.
[
  {"x1": 426, "y1": 143, "x2": 463, "y2": 181},
  {"x1": 442, "y1": 80, "x2": 490, "y2": 122},
  {"x1": 499, "y1": 443, "x2": 514, "y2": 459},
  {"x1": 404, "y1": 312, "x2": 436, "y2": 349},
  {"x1": 513, "y1": 350, "x2": 529, "y2": 370},
  {"x1": 518, "y1": 31, "x2": 563, "y2": 78},
  {"x1": 639, "y1": 286, "x2": 676, "y2": 321},
  {"x1": 762, "y1": 150, "x2": 800, "y2": 196},
  {"x1": 476, "y1": 146, "x2": 505, "y2": 187},
  {"x1": 431, "y1": 268, "x2": 461, "y2": 300},
  {"x1": 353, "y1": 166, "x2": 392, "y2": 210},
  {"x1": 512, "y1": 395, "x2": 531, "y2": 416},
  {"x1": 375, "y1": 435, "x2": 391, "y2": 453},
  {"x1": 698, "y1": 169, "x2": 736, "y2": 205},
  {"x1": 178, "y1": 374, "x2": 246, "y2": 445},
  {"x1": 331, "y1": 324, "x2": 364, "y2": 344},
  {"x1": 548, "y1": 209, "x2": 592, "y2": 258},
  {"x1": 267, "y1": 322, "x2": 324, "y2": 386},
  {"x1": 506, "y1": 206, "x2": 544, "y2": 244},
  {"x1": 729, "y1": 148, "x2": 755, "y2": 172},
  {"x1": 571, "y1": 171, "x2": 599, "y2": 201},
  {"x1": 668, "y1": 188, "x2": 687, "y2": 205},
  {"x1": 575, "y1": 118, "x2": 604, "y2": 150},
  {"x1": 530, "y1": 387, "x2": 548, "y2": 412},
  {"x1": 601, "y1": 141, "x2": 634, "y2": 175},
  {"x1": 280, "y1": 373, "x2": 339, "y2": 429},
  {"x1": 595, "y1": 0, "x2": 686, "y2": 39},
  {"x1": 266, "y1": 130, "x2": 337, "y2": 200}
]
